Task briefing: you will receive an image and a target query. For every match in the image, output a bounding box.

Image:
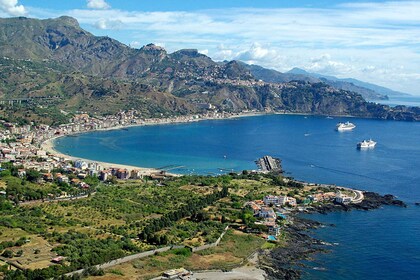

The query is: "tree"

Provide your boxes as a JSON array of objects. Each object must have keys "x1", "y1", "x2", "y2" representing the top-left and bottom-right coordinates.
[
  {"x1": 26, "y1": 169, "x2": 41, "y2": 183},
  {"x1": 2, "y1": 249, "x2": 13, "y2": 258}
]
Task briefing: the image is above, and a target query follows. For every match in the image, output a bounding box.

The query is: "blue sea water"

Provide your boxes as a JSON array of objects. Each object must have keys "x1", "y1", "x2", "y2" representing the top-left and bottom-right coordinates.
[
  {"x1": 55, "y1": 114, "x2": 420, "y2": 279},
  {"x1": 377, "y1": 95, "x2": 420, "y2": 107}
]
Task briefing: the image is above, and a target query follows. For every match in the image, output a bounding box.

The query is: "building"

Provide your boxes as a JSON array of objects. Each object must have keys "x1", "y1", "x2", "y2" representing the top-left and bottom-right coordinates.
[
  {"x1": 244, "y1": 201, "x2": 261, "y2": 214},
  {"x1": 56, "y1": 174, "x2": 69, "y2": 184},
  {"x1": 263, "y1": 195, "x2": 281, "y2": 205},
  {"x1": 130, "y1": 169, "x2": 143, "y2": 179},
  {"x1": 116, "y1": 168, "x2": 130, "y2": 179},
  {"x1": 266, "y1": 223, "x2": 281, "y2": 236},
  {"x1": 263, "y1": 195, "x2": 293, "y2": 206},
  {"x1": 285, "y1": 197, "x2": 297, "y2": 207},
  {"x1": 335, "y1": 194, "x2": 352, "y2": 205},
  {"x1": 99, "y1": 170, "x2": 110, "y2": 181},
  {"x1": 258, "y1": 207, "x2": 276, "y2": 219},
  {"x1": 74, "y1": 160, "x2": 88, "y2": 170},
  {"x1": 17, "y1": 169, "x2": 26, "y2": 178}
]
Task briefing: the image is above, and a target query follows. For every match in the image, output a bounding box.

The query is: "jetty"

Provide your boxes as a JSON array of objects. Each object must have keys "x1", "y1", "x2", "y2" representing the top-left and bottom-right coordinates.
[{"x1": 256, "y1": 156, "x2": 282, "y2": 173}]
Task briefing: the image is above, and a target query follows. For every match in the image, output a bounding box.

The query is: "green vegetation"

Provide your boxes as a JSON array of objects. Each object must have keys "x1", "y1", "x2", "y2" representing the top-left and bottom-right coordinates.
[
  {"x1": 0, "y1": 172, "x2": 319, "y2": 279},
  {"x1": 0, "y1": 162, "x2": 95, "y2": 203}
]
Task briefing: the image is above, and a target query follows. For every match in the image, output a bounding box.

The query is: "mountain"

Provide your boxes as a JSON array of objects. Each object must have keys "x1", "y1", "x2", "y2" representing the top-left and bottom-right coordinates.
[
  {"x1": 245, "y1": 64, "x2": 389, "y2": 101},
  {"x1": 288, "y1": 68, "x2": 410, "y2": 97},
  {"x1": 0, "y1": 16, "x2": 418, "y2": 124},
  {"x1": 340, "y1": 78, "x2": 410, "y2": 97}
]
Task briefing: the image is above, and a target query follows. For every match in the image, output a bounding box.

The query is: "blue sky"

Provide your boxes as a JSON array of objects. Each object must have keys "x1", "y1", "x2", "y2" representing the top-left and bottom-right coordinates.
[{"x1": 1, "y1": 0, "x2": 419, "y2": 94}]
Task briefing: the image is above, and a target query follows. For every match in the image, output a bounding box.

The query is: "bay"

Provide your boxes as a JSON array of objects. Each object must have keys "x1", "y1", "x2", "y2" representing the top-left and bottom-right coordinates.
[{"x1": 55, "y1": 114, "x2": 420, "y2": 279}]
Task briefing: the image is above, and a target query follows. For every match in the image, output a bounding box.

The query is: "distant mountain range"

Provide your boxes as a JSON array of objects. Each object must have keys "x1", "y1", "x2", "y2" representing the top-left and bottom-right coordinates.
[
  {"x1": 287, "y1": 68, "x2": 410, "y2": 98},
  {"x1": 244, "y1": 64, "x2": 410, "y2": 101},
  {"x1": 0, "y1": 16, "x2": 418, "y2": 124}
]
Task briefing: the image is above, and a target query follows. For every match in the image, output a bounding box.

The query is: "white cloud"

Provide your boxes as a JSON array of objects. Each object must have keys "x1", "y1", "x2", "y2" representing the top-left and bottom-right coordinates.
[
  {"x1": 0, "y1": 0, "x2": 26, "y2": 16},
  {"x1": 13, "y1": 1, "x2": 420, "y2": 94},
  {"x1": 87, "y1": 0, "x2": 110, "y2": 10},
  {"x1": 94, "y1": 18, "x2": 122, "y2": 30}
]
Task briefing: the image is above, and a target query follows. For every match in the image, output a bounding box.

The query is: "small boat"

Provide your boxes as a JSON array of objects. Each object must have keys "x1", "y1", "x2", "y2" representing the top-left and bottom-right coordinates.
[
  {"x1": 313, "y1": 267, "x2": 327, "y2": 271},
  {"x1": 336, "y1": 121, "x2": 356, "y2": 131},
  {"x1": 357, "y1": 139, "x2": 377, "y2": 149}
]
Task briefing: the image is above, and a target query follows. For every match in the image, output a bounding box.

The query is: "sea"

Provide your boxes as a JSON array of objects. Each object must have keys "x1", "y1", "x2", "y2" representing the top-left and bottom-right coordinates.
[{"x1": 55, "y1": 108, "x2": 420, "y2": 279}]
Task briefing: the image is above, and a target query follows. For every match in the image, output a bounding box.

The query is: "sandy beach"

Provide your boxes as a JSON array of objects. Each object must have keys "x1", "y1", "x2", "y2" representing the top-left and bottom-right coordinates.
[{"x1": 41, "y1": 136, "x2": 161, "y2": 175}]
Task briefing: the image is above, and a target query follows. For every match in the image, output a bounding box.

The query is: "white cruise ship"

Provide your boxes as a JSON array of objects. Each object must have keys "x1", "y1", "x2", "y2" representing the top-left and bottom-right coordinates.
[
  {"x1": 336, "y1": 121, "x2": 356, "y2": 131},
  {"x1": 357, "y1": 139, "x2": 377, "y2": 149}
]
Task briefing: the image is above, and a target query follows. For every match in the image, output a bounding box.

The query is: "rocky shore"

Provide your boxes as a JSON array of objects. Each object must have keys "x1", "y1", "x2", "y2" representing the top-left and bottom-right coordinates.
[
  {"x1": 258, "y1": 192, "x2": 406, "y2": 280},
  {"x1": 308, "y1": 192, "x2": 406, "y2": 214}
]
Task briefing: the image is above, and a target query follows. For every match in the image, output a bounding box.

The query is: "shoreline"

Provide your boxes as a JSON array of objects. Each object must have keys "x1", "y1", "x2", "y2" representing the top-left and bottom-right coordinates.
[
  {"x1": 40, "y1": 111, "x2": 268, "y2": 175},
  {"x1": 41, "y1": 137, "x2": 161, "y2": 176},
  {"x1": 259, "y1": 193, "x2": 406, "y2": 279},
  {"x1": 40, "y1": 110, "x2": 359, "y2": 175}
]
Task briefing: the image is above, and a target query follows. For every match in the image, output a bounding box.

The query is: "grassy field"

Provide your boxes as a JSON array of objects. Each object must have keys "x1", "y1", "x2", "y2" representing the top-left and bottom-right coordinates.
[{"x1": 87, "y1": 229, "x2": 265, "y2": 280}]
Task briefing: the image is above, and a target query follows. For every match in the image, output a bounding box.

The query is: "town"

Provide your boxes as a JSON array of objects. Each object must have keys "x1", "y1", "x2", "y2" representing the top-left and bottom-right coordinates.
[
  {"x1": 0, "y1": 110, "x2": 363, "y2": 208},
  {"x1": 0, "y1": 110, "x2": 256, "y2": 198}
]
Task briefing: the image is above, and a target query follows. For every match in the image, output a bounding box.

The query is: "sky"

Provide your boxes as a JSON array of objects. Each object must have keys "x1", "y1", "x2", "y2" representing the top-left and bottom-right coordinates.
[{"x1": 0, "y1": 0, "x2": 419, "y2": 95}]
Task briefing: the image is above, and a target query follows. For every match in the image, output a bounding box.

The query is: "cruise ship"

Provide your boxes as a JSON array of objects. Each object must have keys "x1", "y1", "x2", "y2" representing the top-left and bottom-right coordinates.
[
  {"x1": 336, "y1": 121, "x2": 356, "y2": 131},
  {"x1": 357, "y1": 139, "x2": 377, "y2": 149}
]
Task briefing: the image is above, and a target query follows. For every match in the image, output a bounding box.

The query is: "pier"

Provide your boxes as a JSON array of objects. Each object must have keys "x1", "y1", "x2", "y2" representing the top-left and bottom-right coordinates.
[{"x1": 256, "y1": 156, "x2": 282, "y2": 173}]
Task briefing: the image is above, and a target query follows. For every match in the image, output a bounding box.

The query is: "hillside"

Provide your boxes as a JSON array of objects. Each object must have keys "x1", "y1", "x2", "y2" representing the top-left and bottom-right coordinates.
[
  {"x1": 245, "y1": 64, "x2": 389, "y2": 101},
  {"x1": 0, "y1": 16, "x2": 418, "y2": 123},
  {"x1": 287, "y1": 68, "x2": 410, "y2": 98}
]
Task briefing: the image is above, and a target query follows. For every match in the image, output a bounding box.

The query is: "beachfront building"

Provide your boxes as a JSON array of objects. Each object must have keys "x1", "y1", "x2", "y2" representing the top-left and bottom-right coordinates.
[
  {"x1": 74, "y1": 160, "x2": 88, "y2": 170},
  {"x1": 116, "y1": 168, "x2": 130, "y2": 179},
  {"x1": 130, "y1": 169, "x2": 143, "y2": 179}
]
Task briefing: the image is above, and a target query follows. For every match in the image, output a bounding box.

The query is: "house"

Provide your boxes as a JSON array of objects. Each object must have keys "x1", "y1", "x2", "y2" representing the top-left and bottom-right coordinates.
[
  {"x1": 77, "y1": 173, "x2": 87, "y2": 179},
  {"x1": 258, "y1": 207, "x2": 276, "y2": 219},
  {"x1": 70, "y1": 178, "x2": 81, "y2": 185},
  {"x1": 244, "y1": 201, "x2": 261, "y2": 214},
  {"x1": 130, "y1": 169, "x2": 143, "y2": 179},
  {"x1": 285, "y1": 197, "x2": 297, "y2": 207},
  {"x1": 116, "y1": 168, "x2": 130, "y2": 180},
  {"x1": 36, "y1": 150, "x2": 47, "y2": 157},
  {"x1": 51, "y1": 256, "x2": 65, "y2": 263},
  {"x1": 78, "y1": 182, "x2": 90, "y2": 189},
  {"x1": 17, "y1": 169, "x2": 26, "y2": 178},
  {"x1": 266, "y1": 223, "x2": 281, "y2": 236},
  {"x1": 43, "y1": 173, "x2": 53, "y2": 182},
  {"x1": 263, "y1": 195, "x2": 281, "y2": 205},
  {"x1": 56, "y1": 174, "x2": 69, "y2": 184},
  {"x1": 150, "y1": 171, "x2": 167, "y2": 180},
  {"x1": 335, "y1": 194, "x2": 352, "y2": 205},
  {"x1": 87, "y1": 169, "x2": 98, "y2": 177}
]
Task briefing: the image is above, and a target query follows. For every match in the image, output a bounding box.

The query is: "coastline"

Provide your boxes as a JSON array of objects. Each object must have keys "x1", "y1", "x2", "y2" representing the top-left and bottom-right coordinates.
[
  {"x1": 41, "y1": 136, "x2": 162, "y2": 176},
  {"x1": 40, "y1": 111, "x2": 268, "y2": 175}
]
